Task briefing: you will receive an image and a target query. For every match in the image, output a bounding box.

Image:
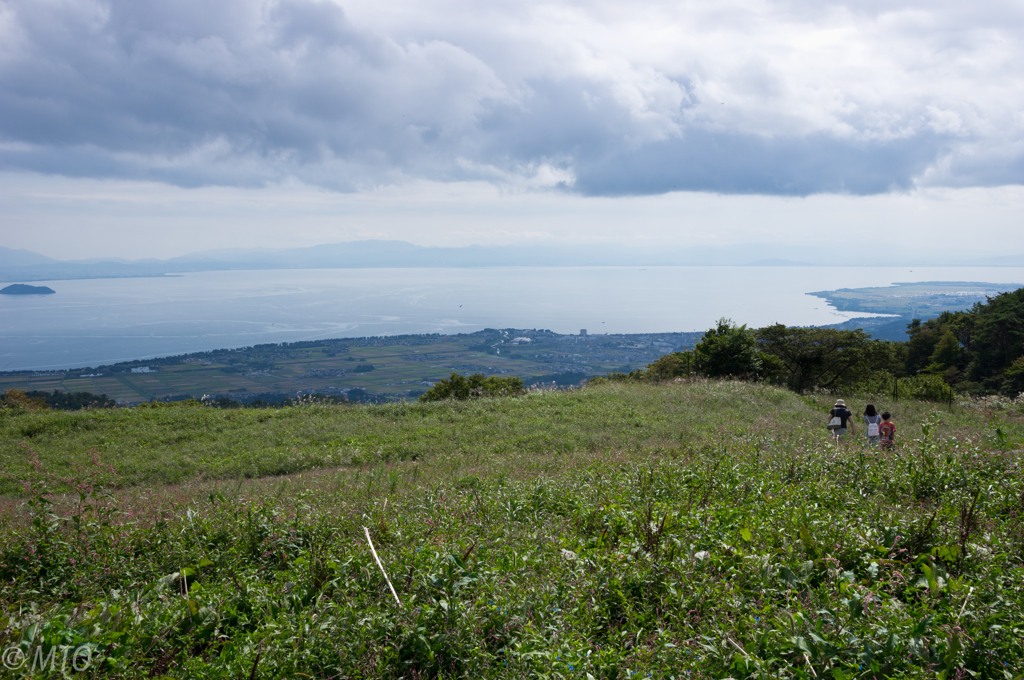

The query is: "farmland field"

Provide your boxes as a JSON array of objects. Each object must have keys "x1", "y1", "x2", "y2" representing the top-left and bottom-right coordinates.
[{"x1": 0, "y1": 330, "x2": 700, "y2": 405}]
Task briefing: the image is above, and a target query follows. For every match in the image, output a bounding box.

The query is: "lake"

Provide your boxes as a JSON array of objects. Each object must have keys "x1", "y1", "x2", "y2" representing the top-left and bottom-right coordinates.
[{"x1": 2, "y1": 266, "x2": 1023, "y2": 371}]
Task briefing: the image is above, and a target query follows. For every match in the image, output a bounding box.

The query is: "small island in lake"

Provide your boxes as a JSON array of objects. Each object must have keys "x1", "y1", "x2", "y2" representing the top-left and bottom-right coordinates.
[{"x1": 0, "y1": 284, "x2": 56, "y2": 295}]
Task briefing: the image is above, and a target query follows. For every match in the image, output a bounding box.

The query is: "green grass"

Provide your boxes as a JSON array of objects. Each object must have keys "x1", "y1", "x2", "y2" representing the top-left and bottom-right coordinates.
[
  {"x1": 1, "y1": 381, "x2": 810, "y2": 493},
  {"x1": 1, "y1": 380, "x2": 1022, "y2": 678},
  {"x1": 1, "y1": 381, "x2": 1015, "y2": 495}
]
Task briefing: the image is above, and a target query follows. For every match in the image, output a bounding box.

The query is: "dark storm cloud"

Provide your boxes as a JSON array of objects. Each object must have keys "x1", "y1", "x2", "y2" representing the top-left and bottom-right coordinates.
[
  {"x1": 472, "y1": 78, "x2": 949, "y2": 196},
  {"x1": 0, "y1": 0, "x2": 510, "y2": 188},
  {"x1": 0, "y1": 0, "x2": 1020, "y2": 195},
  {"x1": 570, "y1": 133, "x2": 946, "y2": 197}
]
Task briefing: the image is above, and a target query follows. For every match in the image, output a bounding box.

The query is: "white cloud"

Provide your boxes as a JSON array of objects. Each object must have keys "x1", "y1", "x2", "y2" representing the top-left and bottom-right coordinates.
[{"x1": 0, "y1": 0, "x2": 1021, "y2": 196}]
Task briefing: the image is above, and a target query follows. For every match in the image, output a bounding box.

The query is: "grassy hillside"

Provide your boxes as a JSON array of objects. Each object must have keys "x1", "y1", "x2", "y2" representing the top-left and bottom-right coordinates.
[
  {"x1": 1, "y1": 380, "x2": 1022, "y2": 678},
  {"x1": 2, "y1": 380, "x2": 804, "y2": 493}
]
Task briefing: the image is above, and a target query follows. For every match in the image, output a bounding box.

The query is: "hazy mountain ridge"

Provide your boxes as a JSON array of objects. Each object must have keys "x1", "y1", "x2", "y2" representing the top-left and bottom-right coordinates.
[
  {"x1": 2, "y1": 240, "x2": 1024, "y2": 282},
  {"x1": 0, "y1": 246, "x2": 59, "y2": 268}
]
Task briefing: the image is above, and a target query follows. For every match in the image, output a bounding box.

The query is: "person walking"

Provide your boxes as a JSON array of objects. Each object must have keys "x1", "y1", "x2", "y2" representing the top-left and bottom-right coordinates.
[
  {"x1": 879, "y1": 412, "x2": 897, "y2": 450},
  {"x1": 827, "y1": 399, "x2": 855, "y2": 442},
  {"x1": 863, "y1": 404, "x2": 882, "y2": 447}
]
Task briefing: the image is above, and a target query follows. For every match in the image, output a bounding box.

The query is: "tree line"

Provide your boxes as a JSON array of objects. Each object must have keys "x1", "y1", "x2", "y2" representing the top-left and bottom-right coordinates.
[
  {"x1": 0, "y1": 389, "x2": 117, "y2": 412},
  {"x1": 609, "y1": 287, "x2": 1024, "y2": 398}
]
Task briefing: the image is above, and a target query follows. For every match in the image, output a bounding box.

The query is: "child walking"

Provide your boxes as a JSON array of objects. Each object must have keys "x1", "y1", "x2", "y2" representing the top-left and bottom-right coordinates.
[
  {"x1": 864, "y1": 404, "x2": 882, "y2": 446},
  {"x1": 879, "y1": 412, "x2": 896, "y2": 450}
]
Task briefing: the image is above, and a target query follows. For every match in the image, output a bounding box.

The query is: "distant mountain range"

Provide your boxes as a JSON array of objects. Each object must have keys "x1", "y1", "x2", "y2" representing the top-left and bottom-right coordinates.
[
  {"x1": 0, "y1": 246, "x2": 59, "y2": 268},
  {"x1": 2, "y1": 241, "x2": 1023, "y2": 282}
]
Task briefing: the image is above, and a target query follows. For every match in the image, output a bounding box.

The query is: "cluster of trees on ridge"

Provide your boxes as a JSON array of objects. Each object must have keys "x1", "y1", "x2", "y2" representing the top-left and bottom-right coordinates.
[
  {"x1": 419, "y1": 373, "x2": 525, "y2": 401},
  {"x1": 0, "y1": 389, "x2": 117, "y2": 412},
  {"x1": 617, "y1": 287, "x2": 1024, "y2": 398},
  {"x1": 903, "y1": 288, "x2": 1024, "y2": 395}
]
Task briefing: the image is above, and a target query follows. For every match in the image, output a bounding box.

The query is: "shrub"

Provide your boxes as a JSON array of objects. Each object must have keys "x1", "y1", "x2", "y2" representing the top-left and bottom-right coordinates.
[
  {"x1": 420, "y1": 373, "x2": 524, "y2": 401},
  {"x1": 0, "y1": 389, "x2": 48, "y2": 413},
  {"x1": 644, "y1": 352, "x2": 693, "y2": 381},
  {"x1": 854, "y1": 373, "x2": 955, "y2": 402},
  {"x1": 588, "y1": 369, "x2": 646, "y2": 385}
]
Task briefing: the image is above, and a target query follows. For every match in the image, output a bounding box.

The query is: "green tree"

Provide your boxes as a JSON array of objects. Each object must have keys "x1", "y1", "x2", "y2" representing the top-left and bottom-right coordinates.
[
  {"x1": 1003, "y1": 356, "x2": 1024, "y2": 395},
  {"x1": 693, "y1": 319, "x2": 761, "y2": 378},
  {"x1": 898, "y1": 288, "x2": 1024, "y2": 394},
  {"x1": 25, "y1": 389, "x2": 117, "y2": 411},
  {"x1": 905, "y1": 317, "x2": 943, "y2": 374},
  {"x1": 924, "y1": 330, "x2": 961, "y2": 375},
  {"x1": 755, "y1": 325, "x2": 883, "y2": 391},
  {"x1": 644, "y1": 351, "x2": 694, "y2": 381},
  {"x1": 964, "y1": 288, "x2": 1024, "y2": 390},
  {"x1": 420, "y1": 373, "x2": 525, "y2": 401}
]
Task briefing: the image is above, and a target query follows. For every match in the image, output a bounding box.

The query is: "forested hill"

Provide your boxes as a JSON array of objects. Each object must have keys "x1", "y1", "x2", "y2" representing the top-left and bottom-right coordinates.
[
  {"x1": 904, "y1": 287, "x2": 1024, "y2": 394},
  {"x1": 614, "y1": 286, "x2": 1024, "y2": 399}
]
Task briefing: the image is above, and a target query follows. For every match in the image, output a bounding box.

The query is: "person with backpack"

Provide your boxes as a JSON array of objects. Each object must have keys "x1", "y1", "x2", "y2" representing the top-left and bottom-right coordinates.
[
  {"x1": 826, "y1": 399, "x2": 854, "y2": 442},
  {"x1": 879, "y1": 412, "x2": 896, "y2": 450},
  {"x1": 863, "y1": 404, "x2": 882, "y2": 446}
]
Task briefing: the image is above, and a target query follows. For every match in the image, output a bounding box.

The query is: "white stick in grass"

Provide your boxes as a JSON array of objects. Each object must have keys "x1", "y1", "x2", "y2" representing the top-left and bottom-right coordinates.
[
  {"x1": 957, "y1": 586, "x2": 974, "y2": 621},
  {"x1": 363, "y1": 526, "x2": 401, "y2": 606}
]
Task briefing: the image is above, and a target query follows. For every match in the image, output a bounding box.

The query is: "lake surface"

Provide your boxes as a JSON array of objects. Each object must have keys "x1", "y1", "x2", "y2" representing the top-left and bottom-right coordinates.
[{"x1": 3, "y1": 266, "x2": 1023, "y2": 371}]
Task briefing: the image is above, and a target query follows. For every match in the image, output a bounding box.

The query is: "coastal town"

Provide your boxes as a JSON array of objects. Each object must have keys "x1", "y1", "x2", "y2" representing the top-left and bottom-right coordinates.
[{"x1": 0, "y1": 328, "x2": 702, "y2": 405}]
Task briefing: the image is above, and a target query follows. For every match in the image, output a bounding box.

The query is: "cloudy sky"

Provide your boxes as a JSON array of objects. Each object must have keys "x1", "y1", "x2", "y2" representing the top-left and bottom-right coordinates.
[{"x1": 1, "y1": 0, "x2": 1022, "y2": 260}]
